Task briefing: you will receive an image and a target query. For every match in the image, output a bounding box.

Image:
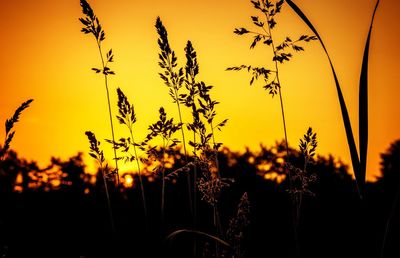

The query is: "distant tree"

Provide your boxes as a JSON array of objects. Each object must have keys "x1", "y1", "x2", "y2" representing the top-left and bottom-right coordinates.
[
  {"x1": 0, "y1": 149, "x2": 38, "y2": 193},
  {"x1": 377, "y1": 139, "x2": 400, "y2": 190},
  {"x1": 50, "y1": 152, "x2": 86, "y2": 193}
]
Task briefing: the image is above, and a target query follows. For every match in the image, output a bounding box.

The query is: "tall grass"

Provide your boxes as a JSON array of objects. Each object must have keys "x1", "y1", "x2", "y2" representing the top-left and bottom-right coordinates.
[
  {"x1": 85, "y1": 131, "x2": 116, "y2": 235},
  {"x1": 114, "y1": 88, "x2": 148, "y2": 228},
  {"x1": 155, "y1": 17, "x2": 194, "y2": 218},
  {"x1": 183, "y1": 40, "x2": 201, "y2": 241},
  {"x1": 287, "y1": 127, "x2": 318, "y2": 227},
  {"x1": 227, "y1": 0, "x2": 317, "y2": 255},
  {"x1": 0, "y1": 99, "x2": 33, "y2": 161},
  {"x1": 145, "y1": 107, "x2": 181, "y2": 223},
  {"x1": 154, "y1": 17, "x2": 238, "y2": 258},
  {"x1": 228, "y1": 0, "x2": 317, "y2": 188},
  {"x1": 79, "y1": 0, "x2": 120, "y2": 186}
]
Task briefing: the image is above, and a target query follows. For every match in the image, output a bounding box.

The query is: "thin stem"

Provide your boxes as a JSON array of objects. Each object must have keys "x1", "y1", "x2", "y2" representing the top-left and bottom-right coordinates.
[
  {"x1": 161, "y1": 137, "x2": 166, "y2": 225},
  {"x1": 210, "y1": 122, "x2": 221, "y2": 178},
  {"x1": 100, "y1": 162, "x2": 116, "y2": 237},
  {"x1": 264, "y1": 12, "x2": 290, "y2": 168},
  {"x1": 165, "y1": 49, "x2": 194, "y2": 219},
  {"x1": 193, "y1": 131, "x2": 198, "y2": 257},
  {"x1": 174, "y1": 87, "x2": 194, "y2": 218},
  {"x1": 264, "y1": 7, "x2": 298, "y2": 257},
  {"x1": 97, "y1": 42, "x2": 120, "y2": 187},
  {"x1": 129, "y1": 128, "x2": 148, "y2": 231},
  {"x1": 278, "y1": 87, "x2": 290, "y2": 159},
  {"x1": 213, "y1": 205, "x2": 221, "y2": 258}
]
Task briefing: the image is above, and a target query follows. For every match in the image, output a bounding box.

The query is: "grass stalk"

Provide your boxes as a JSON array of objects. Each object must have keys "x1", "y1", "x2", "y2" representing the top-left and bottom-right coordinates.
[
  {"x1": 161, "y1": 138, "x2": 166, "y2": 224},
  {"x1": 146, "y1": 106, "x2": 181, "y2": 226},
  {"x1": 97, "y1": 44, "x2": 120, "y2": 186},
  {"x1": 85, "y1": 131, "x2": 116, "y2": 237},
  {"x1": 79, "y1": 0, "x2": 120, "y2": 186},
  {"x1": 228, "y1": 1, "x2": 319, "y2": 256},
  {"x1": 100, "y1": 160, "x2": 116, "y2": 236},
  {"x1": 176, "y1": 95, "x2": 194, "y2": 218},
  {"x1": 130, "y1": 130, "x2": 148, "y2": 229},
  {"x1": 264, "y1": 8, "x2": 291, "y2": 186},
  {"x1": 286, "y1": 0, "x2": 380, "y2": 198},
  {"x1": 115, "y1": 87, "x2": 148, "y2": 230},
  {"x1": 156, "y1": 17, "x2": 194, "y2": 218}
]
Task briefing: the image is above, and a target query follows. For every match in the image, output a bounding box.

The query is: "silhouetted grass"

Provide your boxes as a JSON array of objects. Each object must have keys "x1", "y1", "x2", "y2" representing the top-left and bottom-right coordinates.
[
  {"x1": 227, "y1": 1, "x2": 318, "y2": 255},
  {"x1": 85, "y1": 131, "x2": 115, "y2": 236},
  {"x1": 155, "y1": 17, "x2": 194, "y2": 219},
  {"x1": 114, "y1": 87, "x2": 148, "y2": 228},
  {"x1": 72, "y1": 1, "x2": 387, "y2": 258},
  {"x1": 0, "y1": 99, "x2": 33, "y2": 161},
  {"x1": 286, "y1": 0, "x2": 380, "y2": 198},
  {"x1": 155, "y1": 18, "x2": 232, "y2": 257},
  {"x1": 79, "y1": 0, "x2": 120, "y2": 186},
  {"x1": 145, "y1": 107, "x2": 181, "y2": 223}
]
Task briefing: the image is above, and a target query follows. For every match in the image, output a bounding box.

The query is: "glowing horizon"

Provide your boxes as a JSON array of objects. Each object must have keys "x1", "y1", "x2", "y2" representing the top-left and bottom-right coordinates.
[{"x1": 0, "y1": 0, "x2": 399, "y2": 181}]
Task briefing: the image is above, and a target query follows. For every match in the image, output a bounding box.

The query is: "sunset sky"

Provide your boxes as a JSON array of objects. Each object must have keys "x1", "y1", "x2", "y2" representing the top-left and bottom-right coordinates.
[{"x1": 0, "y1": 0, "x2": 399, "y2": 181}]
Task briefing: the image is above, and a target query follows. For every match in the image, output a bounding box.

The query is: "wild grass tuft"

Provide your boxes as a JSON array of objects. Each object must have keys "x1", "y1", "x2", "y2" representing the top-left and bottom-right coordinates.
[
  {"x1": 287, "y1": 127, "x2": 318, "y2": 224},
  {"x1": 0, "y1": 99, "x2": 34, "y2": 160}
]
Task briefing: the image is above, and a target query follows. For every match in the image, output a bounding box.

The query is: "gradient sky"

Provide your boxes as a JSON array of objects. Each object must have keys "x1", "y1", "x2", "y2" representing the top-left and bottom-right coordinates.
[{"x1": 0, "y1": 0, "x2": 399, "y2": 181}]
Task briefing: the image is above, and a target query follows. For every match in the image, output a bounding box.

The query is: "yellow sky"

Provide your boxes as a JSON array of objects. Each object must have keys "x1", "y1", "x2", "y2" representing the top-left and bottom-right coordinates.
[{"x1": 0, "y1": 0, "x2": 399, "y2": 181}]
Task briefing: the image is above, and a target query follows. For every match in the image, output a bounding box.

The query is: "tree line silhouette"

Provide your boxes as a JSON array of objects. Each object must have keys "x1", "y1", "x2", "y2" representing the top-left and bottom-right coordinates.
[{"x1": 0, "y1": 140, "x2": 399, "y2": 258}]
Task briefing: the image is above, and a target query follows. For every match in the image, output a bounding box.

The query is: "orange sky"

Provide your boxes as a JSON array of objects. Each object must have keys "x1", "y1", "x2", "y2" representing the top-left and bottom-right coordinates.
[{"x1": 0, "y1": 0, "x2": 399, "y2": 181}]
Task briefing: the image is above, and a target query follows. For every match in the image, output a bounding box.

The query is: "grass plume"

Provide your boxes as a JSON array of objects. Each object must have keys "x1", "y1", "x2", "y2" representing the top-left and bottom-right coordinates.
[{"x1": 1, "y1": 99, "x2": 34, "y2": 160}]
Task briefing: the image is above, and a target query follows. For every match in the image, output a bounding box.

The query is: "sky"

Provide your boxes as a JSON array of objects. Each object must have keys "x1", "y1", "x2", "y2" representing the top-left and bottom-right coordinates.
[{"x1": 0, "y1": 0, "x2": 399, "y2": 181}]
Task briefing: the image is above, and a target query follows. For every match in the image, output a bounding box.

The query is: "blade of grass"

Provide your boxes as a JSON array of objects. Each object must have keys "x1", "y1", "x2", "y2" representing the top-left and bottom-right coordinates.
[
  {"x1": 359, "y1": 0, "x2": 380, "y2": 189},
  {"x1": 166, "y1": 229, "x2": 231, "y2": 249},
  {"x1": 286, "y1": 0, "x2": 362, "y2": 198}
]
